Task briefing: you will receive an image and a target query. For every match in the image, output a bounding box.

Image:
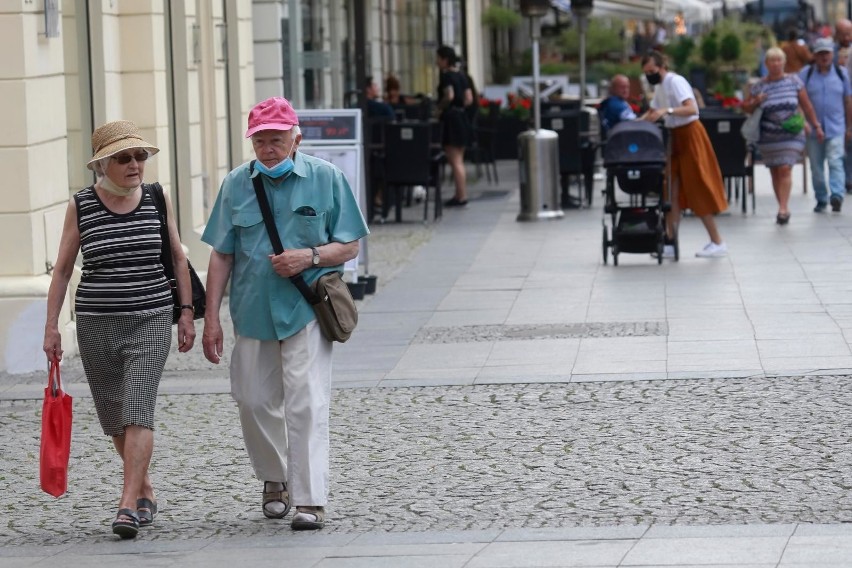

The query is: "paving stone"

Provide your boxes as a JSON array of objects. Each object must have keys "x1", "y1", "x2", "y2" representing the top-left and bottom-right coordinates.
[{"x1": 3, "y1": 375, "x2": 852, "y2": 546}]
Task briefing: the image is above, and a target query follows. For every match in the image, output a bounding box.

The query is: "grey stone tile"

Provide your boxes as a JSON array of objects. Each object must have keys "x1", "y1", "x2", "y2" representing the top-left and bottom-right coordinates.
[
  {"x1": 0, "y1": 559, "x2": 46, "y2": 568},
  {"x1": 793, "y1": 524, "x2": 852, "y2": 536},
  {"x1": 644, "y1": 524, "x2": 796, "y2": 538},
  {"x1": 313, "y1": 554, "x2": 471, "y2": 567},
  {"x1": 570, "y1": 372, "x2": 668, "y2": 382},
  {"x1": 780, "y1": 535, "x2": 852, "y2": 564},
  {"x1": 622, "y1": 536, "x2": 788, "y2": 565},
  {"x1": 496, "y1": 525, "x2": 648, "y2": 541},
  {"x1": 465, "y1": 539, "x2": 632, "y2": 567},
  {"x1": 351, "y1": 530, "x2": 500, "y2": 545}
]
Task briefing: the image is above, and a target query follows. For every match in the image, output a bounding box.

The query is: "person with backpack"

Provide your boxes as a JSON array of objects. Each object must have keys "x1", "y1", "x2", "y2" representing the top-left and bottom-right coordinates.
[{"x1": 799, "y1": 37, "x2": 852, "y2": 213}]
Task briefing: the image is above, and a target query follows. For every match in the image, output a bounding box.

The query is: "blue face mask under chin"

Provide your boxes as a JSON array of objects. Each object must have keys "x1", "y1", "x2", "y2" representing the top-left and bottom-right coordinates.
[{"x1": 255, "y1": 139, "x2": 296, "y2": 178}]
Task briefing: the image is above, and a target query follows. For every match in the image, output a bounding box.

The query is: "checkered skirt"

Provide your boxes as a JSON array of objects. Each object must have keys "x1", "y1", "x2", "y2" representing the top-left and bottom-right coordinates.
[{"x1": 76, "y1": 309, "x2": 172, "y2": 435}]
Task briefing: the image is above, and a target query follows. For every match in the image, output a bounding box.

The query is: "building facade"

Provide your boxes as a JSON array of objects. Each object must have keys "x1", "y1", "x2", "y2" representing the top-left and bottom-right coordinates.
[{"x1": 0, "y1": 0, "x2": 479, "y2": 374}]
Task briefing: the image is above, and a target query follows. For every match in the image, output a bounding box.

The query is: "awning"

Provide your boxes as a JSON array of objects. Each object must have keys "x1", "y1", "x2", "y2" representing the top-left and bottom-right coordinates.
[
  {"x1": 552, "y1": 0, "x2": 657, "y2": 19},
  {"x1": 551, "y1": 0, "x2": 714, "y2": 21}
]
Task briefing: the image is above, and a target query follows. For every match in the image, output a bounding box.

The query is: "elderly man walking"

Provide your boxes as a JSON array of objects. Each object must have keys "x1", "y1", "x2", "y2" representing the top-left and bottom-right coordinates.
[
  {"x1": 800, "y1": 38, "x2": 852, "y2": 212},
  {"x1": 202, "y1": 97, "x2": 369, "y2": 530}
]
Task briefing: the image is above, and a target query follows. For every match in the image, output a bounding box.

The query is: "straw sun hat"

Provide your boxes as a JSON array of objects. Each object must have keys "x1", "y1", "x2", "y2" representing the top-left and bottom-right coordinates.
[{"x1": 86, "y1": 120, "x2": 159, "y2": 170}]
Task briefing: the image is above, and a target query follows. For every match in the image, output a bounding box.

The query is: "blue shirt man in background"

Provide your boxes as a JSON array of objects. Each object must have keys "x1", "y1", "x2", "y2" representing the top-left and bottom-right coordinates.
[
  {"x1": 202, "y1": 97, "x2": 369, "y2": 530},
  {"x1": 800, "y1": 38, "x2": 852, "y2": 212},
  {"x1": 599, "y1": 74, "x2": 637, "y2": 137},
  {"x1": 365, "y1": 76, "x2": 395, "y2": 119}
]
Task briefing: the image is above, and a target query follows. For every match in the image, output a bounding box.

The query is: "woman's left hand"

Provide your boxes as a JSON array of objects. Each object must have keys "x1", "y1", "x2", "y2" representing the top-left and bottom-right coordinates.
[{"x1": 176, "y1": 314, "x2": 196, "y2": 352}]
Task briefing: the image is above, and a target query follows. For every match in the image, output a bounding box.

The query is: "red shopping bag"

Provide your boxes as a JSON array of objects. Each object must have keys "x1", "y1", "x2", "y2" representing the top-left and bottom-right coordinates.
[{"x1": 39, "y1": 359, "x2": 72, "y2": 497}]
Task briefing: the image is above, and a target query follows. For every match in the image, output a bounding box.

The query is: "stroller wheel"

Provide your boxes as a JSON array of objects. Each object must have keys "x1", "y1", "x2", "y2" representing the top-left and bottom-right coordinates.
[
  {"x1": 613, "y1": 251, "x2": 619, "y2": 266},
  {"x1": 656, "y1": 242, "x2": 663, "y2": 265},
  {"x1": 602, "y1": 226, "x2": 609, "y2": 265},
  {"x1": 673, "y1": 236, "x2": 680, "y2": 262}
]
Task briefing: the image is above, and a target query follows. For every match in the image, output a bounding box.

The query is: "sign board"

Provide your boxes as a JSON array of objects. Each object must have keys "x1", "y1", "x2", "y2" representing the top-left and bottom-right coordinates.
[
  {"x1": 298, "y1": 109, "x2": 366, "y2": 282},
  {"x1": 297, "y1": 110, "x2": 361, "y2": 145}
]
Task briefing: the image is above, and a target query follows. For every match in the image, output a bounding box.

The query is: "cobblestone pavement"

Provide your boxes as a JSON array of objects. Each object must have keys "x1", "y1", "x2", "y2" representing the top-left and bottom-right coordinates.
[{"x1": 2, "y1": 374, "x2": 851, "y2": 546}]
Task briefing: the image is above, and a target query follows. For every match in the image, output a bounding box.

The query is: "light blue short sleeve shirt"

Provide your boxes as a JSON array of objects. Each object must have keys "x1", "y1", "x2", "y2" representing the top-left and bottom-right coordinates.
[
  {"x1": 202, "y1": 152, "x2": 370, "y2": 340},
  {"x1": 799, "y1": 64, "x2": 852, "y2": 140}
]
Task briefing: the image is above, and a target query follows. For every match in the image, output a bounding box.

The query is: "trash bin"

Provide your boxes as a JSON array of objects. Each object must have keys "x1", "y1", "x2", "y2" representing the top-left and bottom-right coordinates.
[{"x1": 517, "y1": 128, "x2": 562, "y2": 221}]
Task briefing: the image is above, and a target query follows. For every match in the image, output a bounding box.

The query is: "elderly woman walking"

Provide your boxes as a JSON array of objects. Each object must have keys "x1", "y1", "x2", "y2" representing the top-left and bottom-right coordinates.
[
  {"x1": 742, "y1": 47, "x2": 822, "y2": 224},
  {"x1": 42, "y1": 120, "x2": 196, "y2": 539}
]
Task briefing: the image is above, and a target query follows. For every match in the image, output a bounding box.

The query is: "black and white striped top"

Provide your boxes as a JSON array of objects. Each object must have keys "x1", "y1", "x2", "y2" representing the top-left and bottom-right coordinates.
[{"x1": 73, "y1": 186, "x2": 173, "y2": 316}]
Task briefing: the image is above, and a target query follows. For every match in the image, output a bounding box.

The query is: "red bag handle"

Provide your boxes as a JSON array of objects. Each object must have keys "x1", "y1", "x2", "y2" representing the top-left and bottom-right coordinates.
[{"x1": 48, "y1": 358, "x2": 62, "y2": 398}]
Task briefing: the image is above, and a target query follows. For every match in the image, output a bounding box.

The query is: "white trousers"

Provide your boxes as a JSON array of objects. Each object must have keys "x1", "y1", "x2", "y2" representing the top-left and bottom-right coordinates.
[{"x1": 229, "y1": 321, "x2": 333, "y2": 506}]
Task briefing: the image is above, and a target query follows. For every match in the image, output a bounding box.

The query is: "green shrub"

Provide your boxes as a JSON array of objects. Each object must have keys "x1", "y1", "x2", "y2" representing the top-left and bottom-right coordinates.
[
  {"x1": 482, "y1": 5, "x2": 522, "y2": 29},
  {"x1": 700, "y1": 32, "x2": 718, "y2": 66},
  {"x1": 719, "y1": 33, "x2": 741, "y2": 63},
  {"x1": 559, "y1": 19, "x2": 623, "y2": 60}
]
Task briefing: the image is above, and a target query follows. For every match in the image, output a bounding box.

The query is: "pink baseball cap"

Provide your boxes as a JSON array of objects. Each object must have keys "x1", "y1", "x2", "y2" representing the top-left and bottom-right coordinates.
[{"x1": 245, "y1": 97, "x2": 299, "y2": 138}]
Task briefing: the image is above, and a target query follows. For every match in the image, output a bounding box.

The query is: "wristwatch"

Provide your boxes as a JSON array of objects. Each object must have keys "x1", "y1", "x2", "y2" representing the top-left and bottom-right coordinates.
[
  {"x1": 311, "y1": 247, "x2": 320, "y2": 266},
  {"x1": 666, "y1": 107, "x2": 674, "y2": 116}
]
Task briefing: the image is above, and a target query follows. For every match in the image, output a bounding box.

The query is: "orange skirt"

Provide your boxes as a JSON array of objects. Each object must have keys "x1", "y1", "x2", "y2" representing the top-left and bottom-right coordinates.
[{"x1": 670, "y1": 120, "x2": 727, "y2": 216}]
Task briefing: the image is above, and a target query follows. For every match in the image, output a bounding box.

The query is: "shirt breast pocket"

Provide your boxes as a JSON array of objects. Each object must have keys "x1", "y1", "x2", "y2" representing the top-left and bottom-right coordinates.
[
  {"x1": 232, "y1": 211, "x2": 268, "y2": 254},
  {"x1": 293, "y1": 209, "x2": 327, "y2": 246}
]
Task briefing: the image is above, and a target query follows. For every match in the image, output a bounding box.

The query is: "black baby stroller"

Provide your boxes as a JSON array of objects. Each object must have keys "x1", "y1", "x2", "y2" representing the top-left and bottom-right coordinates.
[{"x1": 601, "y1": 121, "x2": 677, "y2": 265}]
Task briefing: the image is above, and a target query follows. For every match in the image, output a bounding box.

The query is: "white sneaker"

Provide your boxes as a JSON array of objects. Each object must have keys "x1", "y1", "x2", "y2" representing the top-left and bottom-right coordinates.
[
  {"x1": 651, "y1": 244, "x2": 675, "y2": 259},
  {"x1": 695, "y1": 241, "x2": 728, "y2": 258}
]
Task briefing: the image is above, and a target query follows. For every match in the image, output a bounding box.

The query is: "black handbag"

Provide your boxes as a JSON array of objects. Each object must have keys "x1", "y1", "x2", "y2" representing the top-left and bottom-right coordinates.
[
  {"x1": 249, "y1": 162, "x2": 357, "y2": 342},
  {"x1": 147, "y1": 183, "x2": 206, "y2": 324}
]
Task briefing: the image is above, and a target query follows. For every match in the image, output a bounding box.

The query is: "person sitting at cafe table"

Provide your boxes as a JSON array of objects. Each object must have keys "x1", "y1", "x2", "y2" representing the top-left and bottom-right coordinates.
[
  {"x1": 599, "y1": 74, "x2": 637, "y2": 137},
  {"x1": 365, "y1": 76, "x2": 395, "y2": 119}
]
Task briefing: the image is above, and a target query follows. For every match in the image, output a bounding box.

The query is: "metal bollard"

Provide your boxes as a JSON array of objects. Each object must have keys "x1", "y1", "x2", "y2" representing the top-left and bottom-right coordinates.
[{"x1": 517, "y1": 128, "x2": 563, "y2": 221}]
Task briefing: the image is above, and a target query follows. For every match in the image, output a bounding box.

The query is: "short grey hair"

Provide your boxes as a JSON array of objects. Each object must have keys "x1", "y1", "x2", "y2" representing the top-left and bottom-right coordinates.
[{"x1": 765, "y1": 47, "x2": 786, "y2": 65}]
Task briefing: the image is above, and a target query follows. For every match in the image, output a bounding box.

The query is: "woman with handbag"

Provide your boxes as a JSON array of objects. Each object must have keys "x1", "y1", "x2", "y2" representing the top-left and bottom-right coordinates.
[
  {"x1": 742, "y1": 47, "x2": 821, "y2": 224},
  {"x1": 42, "y1": 120, "x2": 196, "y2": 539}
]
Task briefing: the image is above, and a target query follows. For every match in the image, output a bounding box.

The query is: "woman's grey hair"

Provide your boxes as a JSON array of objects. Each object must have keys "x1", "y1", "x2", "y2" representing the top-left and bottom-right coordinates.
[
  {"x1": 765, "y1": 47, "x2": 786, "y2": 64},
  {"x1": 93, "y1": 157, "x2": 110, "y2": 178}
]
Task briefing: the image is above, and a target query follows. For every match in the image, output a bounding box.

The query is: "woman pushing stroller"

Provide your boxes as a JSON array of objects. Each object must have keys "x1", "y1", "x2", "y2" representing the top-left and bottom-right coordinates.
[{"x1": 639, "y1": 50, "x2": 729, "y2": 259}]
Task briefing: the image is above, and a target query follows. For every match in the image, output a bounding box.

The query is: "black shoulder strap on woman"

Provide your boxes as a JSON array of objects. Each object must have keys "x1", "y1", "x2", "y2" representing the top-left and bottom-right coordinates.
[
  {"x1": 248, "y1": 161, "x2": 321, "y2": 305},
  {"x1": 147, "y1": 183, "x2": 176, "y2": 281}
]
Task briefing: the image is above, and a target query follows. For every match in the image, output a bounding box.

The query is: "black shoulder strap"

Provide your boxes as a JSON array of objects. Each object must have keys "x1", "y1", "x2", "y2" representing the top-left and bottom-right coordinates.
[
  {"x1": 248, "y1": 161, "x2": 321, "y2": 305},
  {"x1": 147, "y1": 183, "x2": 175, "y2": 280},
  {"x1": 805, "y1": 63, "x2": 845, "y2": 84}
]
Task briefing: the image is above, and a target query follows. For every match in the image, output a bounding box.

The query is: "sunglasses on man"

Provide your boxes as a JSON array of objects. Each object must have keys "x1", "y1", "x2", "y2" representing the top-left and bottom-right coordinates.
[{"x1": 112, "y1": 152, "x2": 149, "y2": 165}]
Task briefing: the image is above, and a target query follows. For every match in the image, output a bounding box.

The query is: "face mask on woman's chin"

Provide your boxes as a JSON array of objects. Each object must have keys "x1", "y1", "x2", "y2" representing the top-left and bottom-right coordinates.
[{"x1": 645, "y1": 72, "x2": 662, "y2": 86}]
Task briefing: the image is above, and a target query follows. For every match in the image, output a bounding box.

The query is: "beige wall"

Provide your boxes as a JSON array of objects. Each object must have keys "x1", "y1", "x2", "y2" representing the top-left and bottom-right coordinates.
[
  {"x1": 0, "y1": 0, "x2": 255, "y2": 374},
  {"x1": 0, "y1": 2, "x2": 70, "y2": 373}
]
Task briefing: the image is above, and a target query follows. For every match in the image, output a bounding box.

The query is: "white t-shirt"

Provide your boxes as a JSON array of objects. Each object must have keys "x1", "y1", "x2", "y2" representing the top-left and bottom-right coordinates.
[{"x1": 650, "y1": 72, "x2": 698, "y2": 128}]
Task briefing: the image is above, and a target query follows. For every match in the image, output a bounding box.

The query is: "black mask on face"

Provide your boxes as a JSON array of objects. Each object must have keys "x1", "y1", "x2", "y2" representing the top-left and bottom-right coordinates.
[{"x1": 645, "y1": 71, "x2": 662, "y2": 85}]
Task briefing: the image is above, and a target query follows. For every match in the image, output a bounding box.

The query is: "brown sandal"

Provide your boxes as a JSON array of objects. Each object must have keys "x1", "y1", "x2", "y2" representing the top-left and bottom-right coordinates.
[
  {"x1": 262, "y1": 482, "x2": 290, "y2": 519},
  {"x1": 291, "y1": 506, "x2": 325, "y2": 530}
]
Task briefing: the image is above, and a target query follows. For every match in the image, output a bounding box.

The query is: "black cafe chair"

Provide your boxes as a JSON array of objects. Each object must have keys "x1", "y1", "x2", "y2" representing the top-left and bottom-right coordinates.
[
  {"x1": 700, "y1": 109, "x2": 755, "y2": 214},
  {"x1": 382, "y1": 121, "x2": 443, "y2": 223}
]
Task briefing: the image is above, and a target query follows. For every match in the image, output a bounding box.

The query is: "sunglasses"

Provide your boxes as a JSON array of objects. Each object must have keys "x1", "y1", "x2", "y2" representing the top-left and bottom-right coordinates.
[{"x1": 112, "y1": 152, "x2": 149, "y2": 165}]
